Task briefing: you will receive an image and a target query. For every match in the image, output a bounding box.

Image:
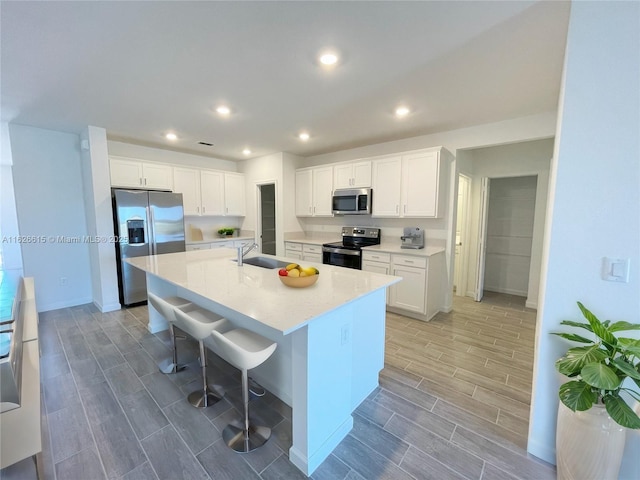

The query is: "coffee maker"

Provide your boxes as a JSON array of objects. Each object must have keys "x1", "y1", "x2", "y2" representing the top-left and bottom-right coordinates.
[{"x1": 400, "y1": 227, "x2": 425, "y2": 249}]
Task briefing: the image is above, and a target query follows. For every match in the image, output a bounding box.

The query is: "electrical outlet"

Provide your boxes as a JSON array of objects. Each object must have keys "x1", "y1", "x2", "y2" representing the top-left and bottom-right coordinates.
[
  {"x1": 341, "y1": 324, "x2": 351, "y2": 346},
  {"x1": 60, "y1": 277, "x2": 67, "y2": 286}
]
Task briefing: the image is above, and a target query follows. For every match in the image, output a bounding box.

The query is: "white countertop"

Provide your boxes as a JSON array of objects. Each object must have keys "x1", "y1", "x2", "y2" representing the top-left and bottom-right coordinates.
[
  {"x1": 285, "y1": 234, "x2": 339, "y2": 245},
  {"x1": 126, "y1": 248, "x2": 400, "y2": 335},
  {"x1": 363, "y1": 243, "x2": 446, "y2": 257},
  {"x1": 186, "y1": 236, "x2": 255, "y2": 245}
]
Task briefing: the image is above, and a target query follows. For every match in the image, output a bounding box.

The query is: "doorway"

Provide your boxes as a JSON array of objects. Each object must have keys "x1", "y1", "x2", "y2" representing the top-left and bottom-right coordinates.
[
  {"x1": 258, "y1": 183, "x2": 276, "y2": 255},
  {"x1": 475, "y1": 175, "x2": 538, "y2": 301},
  {"x1": 454, "y1": 174, "x2": 471, "y2": 296}
]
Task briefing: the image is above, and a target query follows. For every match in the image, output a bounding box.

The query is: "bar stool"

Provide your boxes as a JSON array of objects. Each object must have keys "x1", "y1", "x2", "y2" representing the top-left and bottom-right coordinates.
[
  {"x1": 174, "y1": 305, "x2": 229, "y2": 408},
  {"x1": 147, "y1": 292, "x2": 192, "y2": 374},
  {"x1": 209, "y1": 327, "x2": 277, "y2": 453}
]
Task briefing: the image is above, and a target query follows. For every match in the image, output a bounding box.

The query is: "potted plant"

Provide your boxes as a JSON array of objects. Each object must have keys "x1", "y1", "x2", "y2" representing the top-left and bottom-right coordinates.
[
  {"x1": 552, "y1": 302, "x2": 640, "y2": 479},
  {"x1": 218, "y1": 228, "x2": 235, "y2": 237}
]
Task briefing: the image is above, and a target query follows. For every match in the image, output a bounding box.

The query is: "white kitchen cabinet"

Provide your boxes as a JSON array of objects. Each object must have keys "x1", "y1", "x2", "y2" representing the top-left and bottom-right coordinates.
[
  {"x1": 389, "y1": 255, "x2": 428, "y2": 315},
  {"x1": 371, "y1": 156, "x2": 402, "y2": 216},
  {"x1": 362, "y1": 251, "x2": 391, "y2": 303},
  {"x1": 371, "y1": 148, "x2": 449, "y2": 218},
  {"x1": 200, "y1": 170, "x2": 225, "y2": 215},
  {"x1": 295, "y1": 166, "x2": 333, "y2": 217},
  {"x1": 186, "y1": 243, "x2": 211, "y2": 251},
  {"x1": 333, "y1": 161, "x2": 371, "y2": 189},
  {"x1": 285, "y1": 241, "x2": 303, "y2": 260},
  {"x1": 109, "y1": 157, "x2": 173, "y2": 190},
  {"x1": 173, "y1": 167, "x2": 244, "y2": 217},
  {"x1": 223, "y1": 172, "x2": 246, "y2": 216},
  {"x1": 402, "y1": 151, "x2": 441, "y2": 217},
  {"x1": 302, "y1": 244, "x2": 323, "y2": 263},
  {"x1": 173, "y1": 167, "x2": 201, "y2": 215}
]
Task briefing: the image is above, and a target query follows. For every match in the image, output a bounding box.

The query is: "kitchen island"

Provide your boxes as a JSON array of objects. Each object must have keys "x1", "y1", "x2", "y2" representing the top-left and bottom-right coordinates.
[{"x1": 126, "y1": 248, "x2": 400, "y2": 476}]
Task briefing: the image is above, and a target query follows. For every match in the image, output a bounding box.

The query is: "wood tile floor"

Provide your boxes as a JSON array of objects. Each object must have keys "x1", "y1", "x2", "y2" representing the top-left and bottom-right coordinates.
[{"x1": 1, "y1": 292, "x2": 555, "y2": 480}]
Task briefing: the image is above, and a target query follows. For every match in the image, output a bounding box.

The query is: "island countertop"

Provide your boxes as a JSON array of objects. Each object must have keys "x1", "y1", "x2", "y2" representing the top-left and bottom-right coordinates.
[{"x1": 126, "y1": 248, "x2": 400, "y2": 335}]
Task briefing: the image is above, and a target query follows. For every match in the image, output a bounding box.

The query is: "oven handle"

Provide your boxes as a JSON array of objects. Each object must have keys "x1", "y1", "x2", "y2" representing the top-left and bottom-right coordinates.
[{"x1": 322, "y1": 246, "x2": 361, "y2": 256}]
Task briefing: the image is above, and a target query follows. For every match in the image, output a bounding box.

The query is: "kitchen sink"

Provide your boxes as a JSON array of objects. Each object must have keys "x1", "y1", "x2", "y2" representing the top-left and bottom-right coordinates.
[{"x1": 234, "y1": 257, "x2": 290, "y2": 269}]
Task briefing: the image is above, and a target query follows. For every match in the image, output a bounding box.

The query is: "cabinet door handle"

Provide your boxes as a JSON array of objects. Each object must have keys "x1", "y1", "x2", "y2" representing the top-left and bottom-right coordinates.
[
  {"x1": 144, "y1": 178, "x2": 147, "y2": 186},
  {"x1": 396, "y1": 205, "x2": 399, "y2": 214},
  {"x1": 309, "y1": 206, "x2": 312, "y2": 214},
  {"x1": 202, "y1": 206, "x2": 205, "y2": 213},
  {"x1": 313, "y1": 206, "x2": 316, "y2": 214},
  {"x1": 139, "y1": 178, "x2": 143, "y2": 186},
  {"x1": 196, "y1": 206, "x2": 200, "y2": 213},
  {"x1": 404, "y1": 204, "x2": 406, "y2": 213}
]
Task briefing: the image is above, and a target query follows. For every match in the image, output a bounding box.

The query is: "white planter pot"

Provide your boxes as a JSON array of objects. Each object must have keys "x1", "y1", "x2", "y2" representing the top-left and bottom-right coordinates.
[{"x1": 556, "y1": 402, "x2": 626, "y2": 480}]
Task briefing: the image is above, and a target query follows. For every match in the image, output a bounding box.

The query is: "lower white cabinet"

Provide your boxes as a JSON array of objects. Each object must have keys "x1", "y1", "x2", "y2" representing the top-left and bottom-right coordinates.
[
  {"x1": 390, "y1": 263, "x2": 427, "y2": 315},
  {"x1": 285, "y1": 242, "x2": 322, "y2": 262},
  {"x1": 186, "y1": 243, "x2": 210, "y2": 251},
  {"x1": 362, "y1": 250, "x2": 444, "y2": 321},
  {"x1": 302, "y1": 244, "x2": 323, "y2": 264}
]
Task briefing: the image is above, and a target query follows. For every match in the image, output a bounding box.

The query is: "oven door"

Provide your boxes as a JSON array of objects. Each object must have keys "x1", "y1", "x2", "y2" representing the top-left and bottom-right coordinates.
[{"x1": 322, "y1": 246, "x2": 362, "y2": 270}]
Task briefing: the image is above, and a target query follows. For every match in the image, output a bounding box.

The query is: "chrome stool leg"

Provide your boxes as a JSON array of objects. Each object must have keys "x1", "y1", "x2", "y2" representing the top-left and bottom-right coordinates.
[
  {"x1": 222, "y1": 368, "x2": 271, "y2": 452},
  {"x1": 188, "y1": 340, "x2": 223, "y2": 408},
  {"x1": 158, "y1": 324, "x2": 187, "y2": 374}
]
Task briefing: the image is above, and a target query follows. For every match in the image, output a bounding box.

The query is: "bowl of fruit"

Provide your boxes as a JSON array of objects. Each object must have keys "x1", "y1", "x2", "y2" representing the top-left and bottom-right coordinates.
[{"x1": 278, "y1": 263, "x2": 319, "y2": 288}]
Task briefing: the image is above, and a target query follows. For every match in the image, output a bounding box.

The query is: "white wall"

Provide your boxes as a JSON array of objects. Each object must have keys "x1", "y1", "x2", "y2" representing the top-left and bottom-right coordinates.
[
  {"x1": 0, "y1": 123, "x2": 24, "y2": 285},
  {"x1": 80, "y1": 126, "x2": 120, "y2": 312},
  {"x1": 9, "y1": 124, "x2": 92, "y2": 311},
  {"x1": 464, "y1": 139, "x2": 553, "y2": 308},
  {"x1": 529, "y1": 3, "x2": 640, "y2": 478},
  {"x1": 107, "y1": 140, "x2": 238, "y2": 171}
]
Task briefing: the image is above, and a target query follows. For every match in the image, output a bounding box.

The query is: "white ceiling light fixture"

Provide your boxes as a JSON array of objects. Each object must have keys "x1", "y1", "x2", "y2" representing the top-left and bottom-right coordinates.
[
  {"x1": 298, "y1": 132, "x2": 310, "y2": 141},
  {"x1": 216, "y1": 105, "x2": 231, "y2": 116},
  {"x1": 165, "y1": 132, "x2": 178, "y2": 141},
  {"x1": 395, "y1": 106, "x2": 410, "y2": 118},
  {"x1": 319, "y1": 51, "x2": 339, "y2": 66},
  {"x1": 242, "y1": 148, "x2": 251, "y2": 155}
]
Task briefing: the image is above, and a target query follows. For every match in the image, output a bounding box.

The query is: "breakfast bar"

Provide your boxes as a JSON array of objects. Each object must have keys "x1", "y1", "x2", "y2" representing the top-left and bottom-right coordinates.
[{"x1": 126, "y1": 248, "x2": 400, "y2": 476}]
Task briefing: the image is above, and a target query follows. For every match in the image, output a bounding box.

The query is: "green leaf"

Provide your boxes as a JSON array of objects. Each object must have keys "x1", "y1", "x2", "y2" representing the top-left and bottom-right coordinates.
[
  {"x1": 555, "y1": 345, "x2": 608, "y2": 376},
  {"x1": 608, "y1": 321, "x2": 640, "y2": 332},
  {"x1": 618, "y1": 338, "x2": 640, "y2": 357},
  {"x1": 578, "y1": 303, "x2": 617, "y2": 347},
  {"x1": 581, "y1": 363, "x2": 622, "y2": 390},
  {"x1": 559, "y1": 320, "x2": 593, "y2": 332},
  {"x1": 559, "y1": 381, "x2": 597, "y2": 411},
  {"x1": 550, "y1": 332, "x2": 594, "y2": 344},
  {"x1": 603, "y1": 395, "x2": 640, "y2": 429},
  {"x1": 611, "y1": 357, "x2": 640, "y2": 380}
]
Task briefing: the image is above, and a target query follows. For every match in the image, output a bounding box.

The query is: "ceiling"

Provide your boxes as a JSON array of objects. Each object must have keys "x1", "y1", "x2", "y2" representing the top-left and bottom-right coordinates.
[{"x1": 1, "y1": 1, "x2": 570, "y2": 161}]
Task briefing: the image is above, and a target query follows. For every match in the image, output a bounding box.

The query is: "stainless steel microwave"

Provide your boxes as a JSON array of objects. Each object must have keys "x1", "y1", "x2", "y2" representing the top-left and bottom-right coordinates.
[{"x1": 332, "y1": 188, "x2": 372, "y2": 215}]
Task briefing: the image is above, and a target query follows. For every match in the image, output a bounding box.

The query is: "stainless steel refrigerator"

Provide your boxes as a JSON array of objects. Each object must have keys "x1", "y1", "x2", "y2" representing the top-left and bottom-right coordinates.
[{"x1": 112, "y1": 189, "x2": 186, "y2": 306}]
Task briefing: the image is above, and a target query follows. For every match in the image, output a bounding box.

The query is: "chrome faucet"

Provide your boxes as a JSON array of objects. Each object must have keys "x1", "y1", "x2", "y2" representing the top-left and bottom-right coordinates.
[{"x1": 237, "y1": 242, "x2": 259, "y2": 266}]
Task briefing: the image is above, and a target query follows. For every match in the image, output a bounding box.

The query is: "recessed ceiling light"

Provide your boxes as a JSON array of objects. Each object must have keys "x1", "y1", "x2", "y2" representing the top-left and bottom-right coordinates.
[
  {"x1": 242, "y1": 148, "x2": 251, "y2": 155},
  {"x1": 319, "y1": 51, "x2": 339, "y2": 66},
  {"x1": 165, "y1": 132, "x2": 178, "y2": 141},
  {"x1": 299, "y1": 132, "x2": 310, "y2": 141},
  {"x1": 395, "y1": 106, "x2": 410, "y2": 117},
  {"x1": 216, "y1": 105, "x2": 231, "y2": 115}
]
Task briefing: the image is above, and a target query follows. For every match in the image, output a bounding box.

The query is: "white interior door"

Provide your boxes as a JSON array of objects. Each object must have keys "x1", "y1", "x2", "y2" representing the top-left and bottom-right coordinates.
[
  {"x1": 454, "y1": 174, "x2": 471, "y2": 296},
  {"x1": 475, "y1": 177, "x2": 490, "y2": 301}
]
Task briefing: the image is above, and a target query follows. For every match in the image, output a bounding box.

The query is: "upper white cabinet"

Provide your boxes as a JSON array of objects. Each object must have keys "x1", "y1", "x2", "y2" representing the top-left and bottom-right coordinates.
[
  {"x1": 333, "y1": 161, "x2": 372, "y2": 189},
  {"x1": 295, "y1": 166, "x2": 333, "y2": 217},
  {"x1": 173, "y1": 167, "x2": 244, "y2": 217},
  {"x1": 109, "y1": 157, "x2": 173, "y2": 190},
  {"x1": 371, "y1": 147, "x2": 449, "y2": 218},
  {"x1": 223, "y1": 172, "x2": 246, "y2": 216},
  {"x1": 371, "y1": 156, "x2": 402, "y2": 216}
]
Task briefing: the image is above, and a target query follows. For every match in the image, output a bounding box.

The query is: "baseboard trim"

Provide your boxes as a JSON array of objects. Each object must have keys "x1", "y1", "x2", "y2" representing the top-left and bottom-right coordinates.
[{"x1": 38, "y1": 296, "x2": 93, "y2": 313}]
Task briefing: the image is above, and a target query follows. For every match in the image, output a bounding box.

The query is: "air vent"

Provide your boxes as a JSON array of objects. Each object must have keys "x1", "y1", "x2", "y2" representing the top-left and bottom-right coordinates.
[{"x1": 198, "y1": 141, "x2": 214, "y2": 146}]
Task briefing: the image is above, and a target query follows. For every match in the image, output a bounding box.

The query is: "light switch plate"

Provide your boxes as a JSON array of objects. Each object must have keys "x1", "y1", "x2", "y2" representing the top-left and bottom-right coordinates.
[{"x1": 601, "y1": 257, "x2": 630, "y2": 283}]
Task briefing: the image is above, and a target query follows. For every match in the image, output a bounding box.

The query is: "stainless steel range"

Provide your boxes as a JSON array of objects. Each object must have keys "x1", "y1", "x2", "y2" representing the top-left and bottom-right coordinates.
[{"x1": 322, "y1": 227, "x2": 381, "y2": 270}]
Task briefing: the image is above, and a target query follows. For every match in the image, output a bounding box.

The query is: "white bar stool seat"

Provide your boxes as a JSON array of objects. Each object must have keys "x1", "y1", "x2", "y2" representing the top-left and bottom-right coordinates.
[
  {"x1": 209, "y1": 327, "x2": 277, "y2": 453},
  {"x1": 174, "y1": 305, "x2": 230, "y2": 408},
  {"x1": 147, "y1": 292, "x2": 192, "y2": 374}
]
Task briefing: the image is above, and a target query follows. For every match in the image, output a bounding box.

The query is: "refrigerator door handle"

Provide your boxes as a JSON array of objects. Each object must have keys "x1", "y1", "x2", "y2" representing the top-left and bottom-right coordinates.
[{"x1": 147, "y1": 205, "x2": 157, "y2": 255}]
